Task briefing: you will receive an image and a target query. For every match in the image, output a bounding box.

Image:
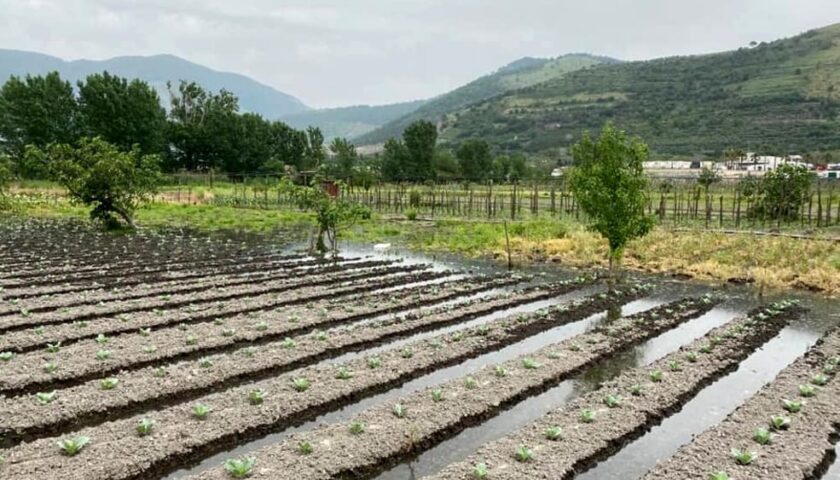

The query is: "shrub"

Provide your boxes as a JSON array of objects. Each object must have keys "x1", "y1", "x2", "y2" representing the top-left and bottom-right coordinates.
[
  {"x1": 57, "y1": 436, "x2": 90, "y2": 456},
  {"x1": 405, "y1": 209, "x2": 418, "y2": 221},
  {"x1": 224, "y1": 457, "x2": 255, "y2": 478}
]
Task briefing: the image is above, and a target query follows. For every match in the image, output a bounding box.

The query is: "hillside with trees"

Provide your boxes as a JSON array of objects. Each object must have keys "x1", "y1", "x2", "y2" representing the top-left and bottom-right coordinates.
[
  {"x1": 279, "y1": 99, "x2": 427, "y2": 141},
  {"x1": 438, "y1": 23, "x2": 840, "y2": 158},
  {"x1": 357, "y1": 54, "x2": 618, "y2": 145}
]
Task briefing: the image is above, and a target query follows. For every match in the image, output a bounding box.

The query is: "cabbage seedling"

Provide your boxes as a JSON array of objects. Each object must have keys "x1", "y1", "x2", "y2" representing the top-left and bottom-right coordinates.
[
  {"x1": 708, "y1": 472, "x2": 731, "y2": 480},
  {"x1": 522, "y1": 358, "x2": 540, "y2": 369},
  {"x1": 730, "y1": 448, "x2": 756, "y2": 465},
  {"x1": 349, "y1": 421, "x2": 365, "y2": 435},
  {"x1": 192, "y1": 404, "x2": 211, "y2": 420},
  {"x1": 100, "y1": 378, "x2": 119, "y2": 390},
  {"x1": 514, "y1": 445, "x2": 533, "y2": 462},
  {"x1": 668, "y1": 360, "x2": 682, "y2": 372},
  {"x1": 293, "y1": 377, "x2": 310, "y2": 392},
  {"x1": 96, "y1": 349, "x2": 111, "y2": 360},
  {"x1": 431, "y1": 388, "x2": 444, "y2": 402},
  {"x1": 298, "y1": 441, "x2": 313, "y2": 455},
  {"x1": 604, "y1": 394, "x2": 621, "y2": 408},
  {"x1": 753, "y1": 427, "x2": 772, "y2": 445},
  {"x1": 367, "y1": 356, "x2": 381, "y2": 369},
  {"x1": 199, "y1": 357, "x2": 213, "y2": 368},
  {"x1": 335, "y1": 366, "x2": 353, "y2": 380},
  {"x1": 545, "y1": 426, "x2": 562, "y2": 441},
  {"x1": 255, "y1": 321, "x2": 269, "y2": 331},
  {"x1": 223, "y1": 457, "x2": 255, "y2": 478},
  {"x1": 650, "y1": 369, "x2": 664, "y2": 382},
  {"x1": 770, "y1": 415, "x2": 790, "y2": 430},
  {"x1": 137, "y1": 418, "x2": 154, "y2": 436},
  {"x1": 811, "y1": 374, "x2": 828, "y2": 386},
  {"x1": 782, "y1": 399, "x2": 801, "y2": 413},
  {"x1": 248, "y1": 389, "x2": 265, "y2": 405},
  {"x1": 46, "y1": 342, "x2": 61, "y2": 353},
  {"x1": 401, "y1": 347, "x2": 414, "y2": 358},
  {"x1": 464, "y1": 377, "x2": 478, "y2": 389},
  {"x1": 43, "y1": 362, "x2": 58, "y2": 373},
  {"x1": 799, "y1": 385, "x2": 816, "y2": 397},
  {"x1": 36, "y1": 390, "x2": 57, "y2": 404},
  {"x1": 393, "y1": 403, "x2": 406, "y2": 418},
  {"x1": 473, "y1": 463, "x2": 489, "y2": 479},
  {"x1": 629, "y1": 384, "x2": 643, "y2": 396},
  {"x1": 494, "y1": 365, "x2": 508, "y2": 377},
  {"x1": 580, "y1": 409, "x2": 596, "y2": 423},
  {"x1": 0, "y1": 351, "x2": 13, "y2": 361},
  {"x1": 685, "y1": 352, "x2": 698, "y2": 363},
  {"x1": 57, "y1": 436, "x2": 90, "y2": 456},
  {"x1": 95, "y1": 334, "x2": 109, "y2": 344}
]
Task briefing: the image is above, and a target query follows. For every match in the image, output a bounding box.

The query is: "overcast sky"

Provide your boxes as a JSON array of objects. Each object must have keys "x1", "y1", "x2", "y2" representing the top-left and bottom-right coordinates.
[{"x1": 1, "y1": 0, "x2": 839, "y2": 108}]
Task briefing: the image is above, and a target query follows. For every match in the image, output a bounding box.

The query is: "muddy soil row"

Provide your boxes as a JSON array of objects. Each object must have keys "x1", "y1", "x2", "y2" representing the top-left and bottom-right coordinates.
[
  {"x1": 422, "y1": 300, "x2": 801, "y2": 480},
  {"x1": 0, "y1": 280, "x2": 588, "y2": 442},
  {"x1": 1, "y1": 255, "x2": 333, "y2": 299},
  {"x1": 0, "y1": 273, "x2": 506, "y2": 393},
  {"x1": 0, "y1": 252, "x2": 309, "y2": 292},
  {"x1": 184, "y1": 294, "x2": 721, "y2": 480},
  {"x1": 0, "y1": 263, "x2": 424, "y2": 333},
  {"x1": 0, "y1": 286, "x2": 650, "y2": 480},
  {"x1": 0, "y1": 269, "x2": 454, "y2": 355},
  {"x1": 0, "y1": 232, "x2": 286, "y2": 280},
  {"x1": 0, "y1": 259, "x2": 386, "y2": 316},
  {"x1": 643, "y1": 322, "x2": 839, "y2": 480}
]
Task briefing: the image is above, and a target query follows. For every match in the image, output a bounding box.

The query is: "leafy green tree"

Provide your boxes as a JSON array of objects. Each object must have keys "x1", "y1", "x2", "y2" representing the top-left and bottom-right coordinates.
[
  {"x1": 402, "y1": 120, "x2": 437, "y2": 181},
  {"x1": 456, "y1": 139, "x2": 493, "y2": 181},
  {"x1": 46, "y1": 137, "x2": 162, "y2": 228},
  {"x1": 229, "y1": 113, "x2": 273, "y2": 172},
  {"x1": 268, "y1": 121, "x2": 308, "y2": 172},
  {"x1": 381, "y1": 138, "x2": 409, "y2": 181},
  {"x1": 568, "y1": 124, "x2": 655, "y2": 272},
  {"x1": 753, "y1": 164, "x2": 813, "y2": 220},
  {"x1": 303, "y1": 126, "x2": 325, "y2": 171},
  {"x1": 433, "y1": 149, "x2": 461, "y2": 179},
  {"x1": 77, "y1": 72, "x2": 167, "y2": 155},
  {"x1": 494, "y1": 153, "x2": 529, "y2": 181},
  {"x1": 166, "y1": 80, "x2": 240, "y2": 171},
  {"x1": 0, "y1": 72, "x2": 79, "y2": 161},
  {"x1": 0, "y1": 153, "x2": 12, "y2": 209},
  {"x1": 328, "y1": 137, "x2": 357, "y2": 181},
  {"x1": 697, "y1": 166, "x2": 720, "y2": 194}
]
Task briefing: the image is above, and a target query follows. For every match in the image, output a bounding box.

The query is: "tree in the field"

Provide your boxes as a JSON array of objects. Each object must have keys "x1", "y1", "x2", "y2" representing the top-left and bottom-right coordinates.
[
  {"x1": 328, "y1": 137, "x2": 357, "y2": 181},
  {"x1": 229, "y1": 113, "x2": 273, "y2": 173},
  {"x1": 268, "y1": 121, "x2": 308, "y2": 172},
  {"x1": 753, "y1": 163, "x2": 813, "y2": 220},
  {"x1": 381, "y1": 137, "x2": 409, "y2": 181},
  {"x1": 303, "y1": 126, "x2": 326, "y2": 171},
  {"x1": 568, "y1": 123, "x2": 655, "y2": 273},
  {"x1": 697, "y1": 166, "x2": 720, "y2": 195},
  {"x1": 456, "y1": 139, "x2": 493, "y2": 181},
  {"x1": 402, "y1": 120, "x2": 437, "y2": 181},
  {"x1": 46, "y1": 137, "x2": 162, "y2": 228},
  {"x1": 166, "y1": 80, "x2": 240, "y2": 171},
  {"x1": 0, "y1": 154, "x2": 12, "y2": 209},
  {"x1": 0, "y1": 72, "x2": 79, "y2": 162},
  {"x1": 77, "y1": 72, "x2": 167, "y2": 155}
]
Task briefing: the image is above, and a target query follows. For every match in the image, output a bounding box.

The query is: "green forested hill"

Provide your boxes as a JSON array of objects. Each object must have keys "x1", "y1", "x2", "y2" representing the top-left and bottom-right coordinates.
[
  {"x1": 356, "y1": 53, "x2": 618, "y2": 144},
  {"x1": 439, "y1": 24, "x2": 840, "y2": 157},
  {"x1": 279, "y1": 99, "x2": 427, "y2": 141}
]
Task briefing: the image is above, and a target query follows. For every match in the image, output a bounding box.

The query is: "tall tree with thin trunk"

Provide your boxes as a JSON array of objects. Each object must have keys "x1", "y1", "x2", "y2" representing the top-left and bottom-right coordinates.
[{"x1": 568, "y1": 123, "x2": 655, "y2": 273}]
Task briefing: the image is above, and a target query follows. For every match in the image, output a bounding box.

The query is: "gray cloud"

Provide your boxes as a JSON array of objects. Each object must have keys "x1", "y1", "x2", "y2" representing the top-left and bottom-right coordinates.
[{"x1": 1, "y1": 0, "x2": 839, "y2": 107}]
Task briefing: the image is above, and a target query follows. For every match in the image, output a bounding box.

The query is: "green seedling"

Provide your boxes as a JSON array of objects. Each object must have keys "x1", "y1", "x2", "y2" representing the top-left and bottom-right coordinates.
[
  {"x1": 248, "y1": 389, "x2": 265, "y2": 405},
  {"x1": 46, "y1": 342, "x2": 61, "y2": 353},
  {"x1": 708, "y1": 471, "x2": 731, "y2": 480},
  {"x1": 650, "y1": 369, "x2": 664, "y2": 382},
  {"x1": 604, "y1": 394, "x2": 622, "y2": 408},
  {"x1": 57, "y1": 436, "x2": 90, "y2": 456},
  {"x1": 43, "y1": 362, "x2": 58, "y2": 374},
  {"x1": 782, "y1": 399, "x2": 802, "y2": 413},
  {"x1": 799, "y1": 384, "x2": 816, "y2": 397},
  {"x1": 494, "y1": 365, "x2": 508, "y2": 377},
  {"x1": 548, "y1": 350, "x2": 561, "y2": 359},
  {"x1": 186, "y1": 335, "x2": 198, "y2": 346},
  {"x1": 139, "y1": 328, "x2": 151, "y2": 337},
  {"x1": 222, "y1": 328, "x2": 236, "y2": 337},
  {"x1": 685, "y1": 352, "x2": 698, "y2": 363},
  {"x1": 349, "y1": 421, "x2": 365, "y2": 435},
  {"x1": 668, "y1": 360, "x2": 682, "y2": 372},
  {"x1": 95, "y1": 333, "x2": 109, "y2": 344},
  {"x1": 96, "y1": 349, "x2": 111, "y2": 360},
  {"x1": 36, "y1": 390, "x2": 57, "y2": 404},
  {"x1": 431, "y1": 388, "x2": 444, "y2": 402},
  {"x1": 199, "y1": 357, "x2": 213, "y2": 368},
  {"x1": 255, "y1": 321, "x2": 269, "y2": 331},
  {"x1": 292, "y1": 377, "x2": 310, "y2": 392},
  {"x1": 298, "y1": 441, "x2": 313, "y2": 455},
  {"x1": 100, "y1": 378, "x2": 119, "y2": 390},
  {"x1": 315, "y1": 330, "x2": 328, "y2": 341},
  {"x1": 569, "y1": 343, "x2": 582, "y2": 352},
  {"x1": 0, "y1": 352, "x2": 13, "y2": 361},
  {"x1": 143, "y1": 345, "x2": 157, "y2": 354},
  {"x1": 223, "y1": 457, "x2": 255, "y2": 478},
  {"x1": 393, "y1": 403, "x2": 406, "y2": 418},
  {"x1": 823, "y1": 362, "x2": 836, "y2": 375},
  {"x1": 580, "y1": 409, "x2": 596, "y2": 423},
  {"x1": 153, "y1": 367, "x2": 168, "y2": 378},
  {"x1": 242, "y1": 346, "x2": 257, "y2": 357},
  {"x1": 464, "y1": 377, "x2": 478, "y2": 389},
  {"x1": 137, "y1": 418, "x2": 155, "y2": 436},
  {"x1": 192, "y1": 404, "x2": 211, "y2": 420},
  {"x1": 514, "y1": 444, "x2": 533, "y2": 462},
  {"x1": 545, "y1": 426, "x2": 562, "y2": 441},
  {"x1": 731, "y1": 448, "x2": 757, "y2": 465},
  {"x1": 522, "y1": 358, "x2": 540, "y2": 369},
  {"x1": 335, "y1": 366, "x2": 353, "y2": 380},
  {"x1": 753, "y1": 427, "x2": 772, "y2": 445},
  {"x1": 473, "y1": 463, "x2": 489, "y2": 479},
  {"x1": 367, "y1": 356, "x2": 381, "y2": 369},
  {"x1": 401, "y1": 347, "x2": 414, "y2": 358},
  {"x1": 811, "y1": 374, "x2": 828, "y2": 386},
  {"x1": 629, "y1": 384, "x2": 644, "y2": 396},
  {"x1": 699, "y1": 344, "x2": 713, "y2": 354},
  {"x1": 279, "y1": 337, "x2": 295, "y2": 349},
  {"x1": 770, "y1": 415, "x2": 791, "y2": 430}
]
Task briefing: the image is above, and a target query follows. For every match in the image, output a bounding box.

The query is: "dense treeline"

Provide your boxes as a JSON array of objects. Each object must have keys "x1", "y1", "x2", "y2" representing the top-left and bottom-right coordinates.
[
  {"x1": 0, "y1": 71, "x2": 324, "y2": 177},
  {"x1": 0, "y1": 70, "x2": 544, "y2": 183}
]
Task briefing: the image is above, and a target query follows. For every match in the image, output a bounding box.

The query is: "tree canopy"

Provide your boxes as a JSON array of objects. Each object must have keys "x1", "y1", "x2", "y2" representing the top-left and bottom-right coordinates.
[{"x1": 568, "y1": 123, "x2": 655, "y2": 271}]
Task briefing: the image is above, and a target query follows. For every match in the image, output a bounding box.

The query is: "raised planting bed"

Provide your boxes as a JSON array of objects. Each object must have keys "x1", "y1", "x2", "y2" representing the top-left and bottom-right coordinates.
[
  {"x1": 0, "y1": 285, "x2": 649, "y2": 480},
  {"x1": 0, "y1": 263, "x2": 425, "y2": 332},
  {"x1": 0, "y1": 274, "x2": 513, "y2": 394},
  {"x1": 0, "y1": 259, "x2": 389, "y2": 317},
  {"x1": 423, "y1": 300, "x2": 803, "y2": 480},
  {"x1": 182, "y1": 293, "x2": 721, "y2": 480},
  {"x1": 0, "y1": 269, "x2": 453, "y2": 355},
  {"x1": 1, "y1": 255, "x2": 335, "y2": 299},
  {"x1": 0, "y1": 279, "x2": 592, "y2": 443},
  {"x1": 643, "y1": 320, "x2": 840, "y2": 480}
]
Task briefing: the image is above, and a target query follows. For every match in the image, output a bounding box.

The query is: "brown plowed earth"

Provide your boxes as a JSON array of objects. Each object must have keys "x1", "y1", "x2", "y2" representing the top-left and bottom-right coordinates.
[
  {"x1": 0, "y1": 259, "x2": 390, "y2": 317},
  {"x1": 0, "y1": 280, "x2": 588, "y2": 444},
  {"x1": 425, "y1": 302, "x2": 802, "y2": 480},
  {"x1": 0, "y1": 274, "x2": 509, "y2": 394},
  {"x1": 0, "y1": 286, "x2": 647, "y2": 480},
  {"x1": 1, "y1": 256, "x2": 337, "y2": 299},
  {"x1": 0, "y1": 269, "x2": 452, "y2": 355},
  {"x1": 643, "y1": 324, "x2": 840, "y2": 480},
  {"x1": 0, "y1": 263, "x2": 423, "y2": 332},
  {"x1": 186, "y1": 295, "x2": 723, "y2": 480}
]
